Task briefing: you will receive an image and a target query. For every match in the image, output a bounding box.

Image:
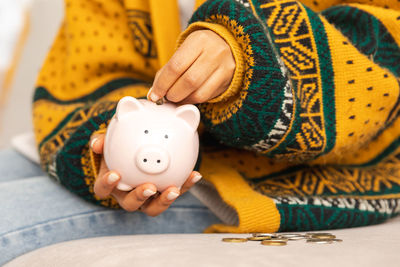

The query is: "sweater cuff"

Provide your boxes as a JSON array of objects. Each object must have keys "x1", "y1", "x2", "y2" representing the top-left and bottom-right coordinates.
[{"x1": 177, "y1": 21, "x2": 245, "y2": 103}]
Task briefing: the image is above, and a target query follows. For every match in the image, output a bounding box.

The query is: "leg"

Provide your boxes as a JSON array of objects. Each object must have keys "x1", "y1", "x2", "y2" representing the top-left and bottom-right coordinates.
[
  {"x1": 0, "y1": 175, "x2": 220, "y2": 265},
  {"x1": 0, "y1": 149, "x2": 44, "y2": 181}
]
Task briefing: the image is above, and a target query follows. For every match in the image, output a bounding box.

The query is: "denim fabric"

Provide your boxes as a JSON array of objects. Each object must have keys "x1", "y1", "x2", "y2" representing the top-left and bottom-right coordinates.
[{"x1": 0, "y1": 149, "x2": 221, "y2": 266}]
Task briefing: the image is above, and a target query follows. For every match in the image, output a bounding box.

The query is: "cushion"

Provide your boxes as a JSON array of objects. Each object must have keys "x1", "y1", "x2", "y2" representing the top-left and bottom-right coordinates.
[{"x1": 5, "y1": 216, "x2": 400, "y2": 267}]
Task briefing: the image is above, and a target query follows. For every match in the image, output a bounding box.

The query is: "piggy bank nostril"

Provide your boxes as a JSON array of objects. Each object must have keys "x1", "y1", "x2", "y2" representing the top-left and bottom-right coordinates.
[{"x1": 135, "y1": 146, "x2": 170, "y2": 174}]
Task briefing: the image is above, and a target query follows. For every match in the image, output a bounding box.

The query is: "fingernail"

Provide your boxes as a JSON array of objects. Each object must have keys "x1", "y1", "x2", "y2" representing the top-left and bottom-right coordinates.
[
  {"x1": 146, "y1": 87, "x2": 153, "y2": 100},
  {"x1": 147, "y1": 88, "x2": 160, "y2": 102},
  {"x1": 90, "y1": 137, "x2": 98, "y2": 149},
  {"x1": 143, "y1": 189, "x2": 156, "y2": 197},
  {"x1": 167, "y1": 191, "x2": 179, "y2": 201},
  {"x1": 191, "y1": 173, "x2": 202, "y2": 184},
  {"x1": 107, "y1": 172, "x2": 119, "y2": 184}
]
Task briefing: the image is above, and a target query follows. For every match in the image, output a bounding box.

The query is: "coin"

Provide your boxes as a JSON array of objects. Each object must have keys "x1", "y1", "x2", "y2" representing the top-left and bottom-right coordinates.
[
  {"x1": 269, "y1": 238, "x2": 289, "y2": 242},
  {"x1": 306, "y1": 232, "x2": 334, "y2": 237},
  {"x1": 261, "y1": 240, "x2": 287, "y2": 246},
  {"x1": 252, "y1": 233, "x2": 280, "y2": 238},
  {"x1": 308, "y1": 233, "x2": 336, "y2": 239},
  {"x1": 155, "y1": 97, "x2": 164, "y2": 105},
  {"x1": 306, "y1": 238, "x2": 334, "y2": 244},
  {"x1": 247, "y1": 236, "x2": 272, "y2": 241},
  {"x1": 277, "y1": 233, "x2": 307, "y2": 240},
  {"x1": 222, "y1": 238, "x2": 248, "y2": 243}
]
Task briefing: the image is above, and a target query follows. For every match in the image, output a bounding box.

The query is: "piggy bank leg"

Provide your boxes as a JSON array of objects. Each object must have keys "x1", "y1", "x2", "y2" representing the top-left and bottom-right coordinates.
[{"x1": 117, "y1": 182, "x2": 133, "y2": 191}]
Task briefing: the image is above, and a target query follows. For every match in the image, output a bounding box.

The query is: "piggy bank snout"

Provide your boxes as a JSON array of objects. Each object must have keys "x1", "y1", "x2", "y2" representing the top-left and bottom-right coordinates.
[{"x1": 135, "y1": 146, "x2": 170, "y2": 174}]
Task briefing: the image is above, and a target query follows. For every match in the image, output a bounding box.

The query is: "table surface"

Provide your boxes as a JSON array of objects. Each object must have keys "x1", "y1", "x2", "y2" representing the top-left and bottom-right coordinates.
[{"x1": 6, "y1": 216, "x2": 400, "y2": 267}]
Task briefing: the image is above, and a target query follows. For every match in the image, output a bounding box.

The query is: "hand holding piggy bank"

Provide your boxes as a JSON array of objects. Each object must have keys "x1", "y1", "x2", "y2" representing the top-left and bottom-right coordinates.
[{"x1": 104, "y1": 96, "x2": 200, "y2": 192}]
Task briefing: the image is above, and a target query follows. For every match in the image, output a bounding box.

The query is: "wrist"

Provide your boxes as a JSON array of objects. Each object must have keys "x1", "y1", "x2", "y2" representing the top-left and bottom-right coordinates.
[{"x1": 177, "y1": 22, "x2": 245, "y2": 103}]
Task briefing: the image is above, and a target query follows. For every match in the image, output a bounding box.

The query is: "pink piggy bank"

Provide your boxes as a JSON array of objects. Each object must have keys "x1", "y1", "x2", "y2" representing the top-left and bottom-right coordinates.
[{"x1": 103, "y1": 96, "x2": 200, "y2": 192}]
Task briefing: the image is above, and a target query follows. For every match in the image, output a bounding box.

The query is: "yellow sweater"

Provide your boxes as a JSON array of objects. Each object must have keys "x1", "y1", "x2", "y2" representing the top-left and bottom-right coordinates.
[{"x1": 34, "y1": 0, "x2": 400, "y2": 232}]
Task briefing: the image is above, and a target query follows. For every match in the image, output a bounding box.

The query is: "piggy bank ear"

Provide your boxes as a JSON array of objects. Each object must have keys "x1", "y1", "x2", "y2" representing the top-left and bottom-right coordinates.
[
  {"x1": 115, "y1": 96, "x2": 144, "y2": 121},
  {"x1": 175, "y1": 105, "x2": 200, "y2": 132}
]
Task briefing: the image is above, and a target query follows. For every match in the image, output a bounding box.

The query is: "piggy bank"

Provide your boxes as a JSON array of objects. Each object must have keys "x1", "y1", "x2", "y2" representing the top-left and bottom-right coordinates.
[{"x1": 103, "y1": 96, "x2": 200, "y2": 192}]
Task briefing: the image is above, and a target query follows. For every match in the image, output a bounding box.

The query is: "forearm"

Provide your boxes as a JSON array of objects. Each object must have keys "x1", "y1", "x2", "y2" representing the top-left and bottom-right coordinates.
[
  {"x1": 180, "y1": 0, "x2": 400, "y2": 165},
  {"x1": 33, "y1": 0, "x2": 154, "y2": 206}
]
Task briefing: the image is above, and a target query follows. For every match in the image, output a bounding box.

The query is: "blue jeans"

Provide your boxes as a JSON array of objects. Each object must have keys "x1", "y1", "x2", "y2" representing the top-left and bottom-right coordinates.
[{"x1": 0, "y1": 149, "x2": 221, "y2": 265}]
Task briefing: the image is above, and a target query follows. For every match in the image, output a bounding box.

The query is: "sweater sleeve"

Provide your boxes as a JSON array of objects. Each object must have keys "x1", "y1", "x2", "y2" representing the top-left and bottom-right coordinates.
[
  {"x1": 33, "y1": 0, "x2": 158, "y2": 207},
  {"x1": 178, "y1": 0, "x2": 400, "y2": 164}
]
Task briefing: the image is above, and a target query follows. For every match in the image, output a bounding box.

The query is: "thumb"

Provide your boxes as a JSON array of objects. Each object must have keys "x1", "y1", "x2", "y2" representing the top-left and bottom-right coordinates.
[{"x1": 90, "y1": 133, "x2": 105, "y2": 154}]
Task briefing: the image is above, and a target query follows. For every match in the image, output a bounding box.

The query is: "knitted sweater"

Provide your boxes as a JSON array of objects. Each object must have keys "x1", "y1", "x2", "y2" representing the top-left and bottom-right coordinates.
[{"x1": 33, "y1": 0, "x2": 400, "y2": 233}]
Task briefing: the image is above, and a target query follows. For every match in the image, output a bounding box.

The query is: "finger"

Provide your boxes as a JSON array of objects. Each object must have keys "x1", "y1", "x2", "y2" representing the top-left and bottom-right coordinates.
[
  {"x1": 180, "y1": 171, "x2": 202, "y2": 195},
  {"x1": 146, "y1": 69, "x2": 163, "y2": 100},
  {"x1": 90, "y1": 133, "x2": 105, "y2": 154},
  {"x1": 165, "y1": 52, "x2": 219, "y2": 103},
  {"x1": 97, "y1": 157, "x2": 109, "y2": 179},
  {"x1": 149, "y1": 34, "x2": 205, "y2": 102},
  {"x1": 140, "y1": 187, "x2": 180, "y2": 217},
  {"x1": 112, "y1": 183, "x2": 157, "y2": 212},
  {"x1": 178, "y1": 68, "x2": 231, "y2": 104},
  {"x1": 94, "y1": 170, "x2": 121, "y2": 199}
]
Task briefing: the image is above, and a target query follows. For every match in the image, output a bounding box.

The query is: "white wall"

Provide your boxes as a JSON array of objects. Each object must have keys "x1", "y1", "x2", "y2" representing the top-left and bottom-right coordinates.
[{"x1": 0, "y1": 0, "x2": 63, "y2": 148}]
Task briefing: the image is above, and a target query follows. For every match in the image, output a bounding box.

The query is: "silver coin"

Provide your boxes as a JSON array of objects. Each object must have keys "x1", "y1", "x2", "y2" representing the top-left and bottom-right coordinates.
[
  {"x1": 277, "y1": 233, "x2": 307, "y2": 240},
  {"x1": 306, "y1": 232, "x2": 335, "y2": 237},
  {"x1": 247, "y1": 236, "x2": 272, "y2": 241},
  {"x1": 307, "y1": 238, "x2": 333, "y2": 244},
  {"x1": 307, "y1": 238, "x2": 342, "y2": 244},
  {"x1": 252, "y1": 233, "x2": 280, "y2": 238}
]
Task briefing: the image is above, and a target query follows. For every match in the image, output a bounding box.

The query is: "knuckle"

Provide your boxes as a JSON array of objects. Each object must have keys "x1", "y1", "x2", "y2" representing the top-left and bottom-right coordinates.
[
  {"x1": 120, "y1": 199, "x2": 137, "y2": 212},
  {"x1": 93, "y1": 184, "x2": 106, "y2": 199},
  {"x1": 167, "y1": 59, "x2": 181, "y2": 76},
  {"x1": 192, "y1": 91, "x2": 208, "y2": 103},
  {"x1": 181, "y1": 184, "x2": 191, "y2": 192},
  {"x1": 184, "y1": 72, "x2": 199, "y2": 88},
  {"x1": 195, "y1": 31, "x2": 209, "y2": 41},
  {"x1": 227, "y1": 61, "x2": 236, "y2": 72},
  {"x1": 222, "y1": 44, "x2": 232, "y2": 54},
  {"x1": 215, "y1": 46, "x2": 226, "y2": 56},
  {"x1": 135, "y1": 194, "x2": 147, "y2": 202},
  {"x1": 165, "y1": 91, "x2": 180, "y2": 102}
]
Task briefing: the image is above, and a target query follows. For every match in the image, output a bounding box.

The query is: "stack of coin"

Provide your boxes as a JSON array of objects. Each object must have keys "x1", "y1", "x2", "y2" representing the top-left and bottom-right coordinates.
[
  {"x1": 222, "y1": 232, "x2": 342, "y2": 246},
  {"x1": 305, "y1": 233, "x2": 343, "y2": 244}
]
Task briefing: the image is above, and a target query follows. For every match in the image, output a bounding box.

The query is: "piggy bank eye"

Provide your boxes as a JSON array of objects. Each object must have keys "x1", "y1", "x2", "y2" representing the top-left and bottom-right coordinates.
[
  {"x1": 164, "y1": 134, "x2": 168, "y2": 139},
  {"x1": 144, "y1": 130, "x2": 149, "y2": 134}
]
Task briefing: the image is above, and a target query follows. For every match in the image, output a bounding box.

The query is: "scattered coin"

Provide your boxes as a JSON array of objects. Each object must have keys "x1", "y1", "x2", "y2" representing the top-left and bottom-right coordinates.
[
  {"x1": 222, "y1": 232, "x2": 342, "y2": 246},
  {"x1": 261, "y1": 240, "x2": 287, "y2": 246},
  {"x1": 155, "y1": 97, "x2": 164, "y2": 105},
  {"x1": 306, "y1": 239, "x2": 342, "y2": 244},
  {"x1": 252, "y1": 233, "x2": 280, "y2": 238},
  {"x1": 247, "y1": 236, "x2": 272, "y2": 241},
  {"x1": 306, "y1": 239, "x2": 334, "y2": 244},
  {"x1": 278, "y1": 233, "x2": 307, "y2": 241},
  {"x1": 269, "y1": 238, "x2": 289, "y2": 242},
  {"x1": 222, "y1": 238, "x2": 248, "y2": 243},
  {"x1": 307, "y1": 233, "x2": 336, "y2": 239}
]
